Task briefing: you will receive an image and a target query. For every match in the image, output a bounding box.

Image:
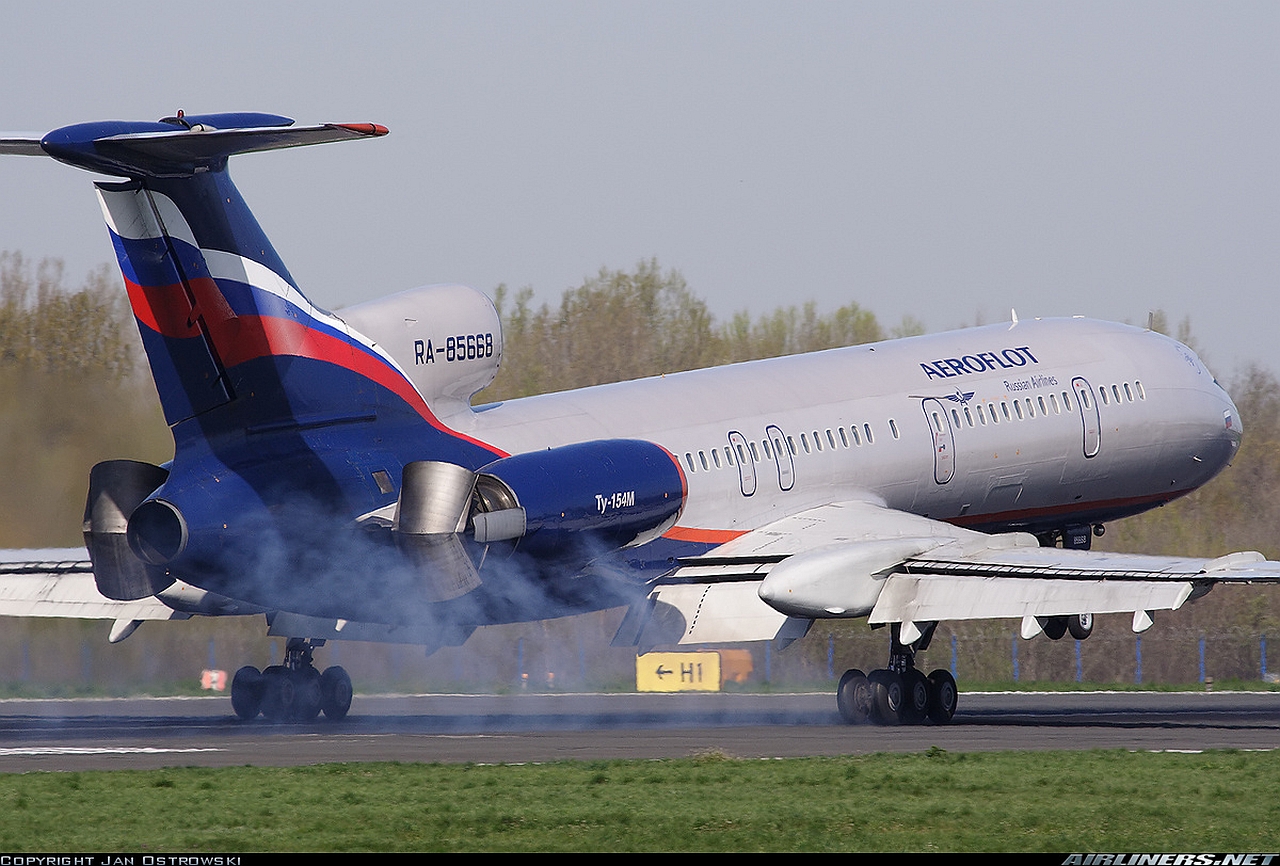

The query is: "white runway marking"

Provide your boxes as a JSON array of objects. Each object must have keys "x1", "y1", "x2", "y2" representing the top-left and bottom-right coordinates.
[{"x1": 0, "y1": 746, "x2": 222, "y2": 756}]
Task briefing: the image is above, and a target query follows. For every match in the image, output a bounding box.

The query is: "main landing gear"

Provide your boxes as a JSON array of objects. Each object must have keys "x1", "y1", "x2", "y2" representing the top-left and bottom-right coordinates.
[
  {"x1": 836, "y1": 622, "x2": 957, "y2": 726},
  {"x1": 231, "y1": 637, "x2": 353, "y2": 723}
]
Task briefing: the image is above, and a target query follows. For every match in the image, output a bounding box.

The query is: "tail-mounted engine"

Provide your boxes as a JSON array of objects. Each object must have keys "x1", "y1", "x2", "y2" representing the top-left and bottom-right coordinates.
[
  {"x1": 392, "y1": 460, "x2": 483, "y2": 603},
  {"x1": 83, "y1": 460, "x2": 174, "y2": 600},
  {"x1": 471, "y1": 439, "x2": 686, "y2": 557},
  {"x1": 388, "y1": 439, "x2": 686, "y2": 598}
]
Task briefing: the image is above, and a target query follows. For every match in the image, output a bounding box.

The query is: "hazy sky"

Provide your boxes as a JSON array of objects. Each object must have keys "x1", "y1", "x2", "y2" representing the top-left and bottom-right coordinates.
[{"x1": 2, "y1": 3, "x2": 1278, "y2": 379}]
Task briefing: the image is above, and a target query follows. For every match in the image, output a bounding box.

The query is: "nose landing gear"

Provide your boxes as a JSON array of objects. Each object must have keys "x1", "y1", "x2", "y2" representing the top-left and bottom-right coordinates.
[{"x1": 230, "y1": 637, "x2": 352, "y2": 722}]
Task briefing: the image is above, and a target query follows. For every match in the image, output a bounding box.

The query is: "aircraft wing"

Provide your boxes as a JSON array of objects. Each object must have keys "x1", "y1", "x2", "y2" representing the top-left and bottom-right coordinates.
[
  {"x1": 0, "y1": 549, "x2": 184, "y2": 638},
  {"x1": 627, "y1": 498, "x2": 1280, "y2": 649}
]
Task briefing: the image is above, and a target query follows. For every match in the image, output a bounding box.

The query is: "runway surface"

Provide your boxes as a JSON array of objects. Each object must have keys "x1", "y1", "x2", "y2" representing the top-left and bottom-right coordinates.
[{"x1": 0, "y1": 690, "x2": 1277, "y2": 772}]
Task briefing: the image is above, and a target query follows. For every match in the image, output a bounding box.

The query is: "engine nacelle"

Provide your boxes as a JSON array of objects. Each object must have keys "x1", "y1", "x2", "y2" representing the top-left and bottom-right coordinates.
[
  {"x1": 391, "y1": 460, "x2": 482, "y2": 602},
  {"x1": 83, "y1": 460, "x2": 174, "y2": 600},
  {"x1": 473, "y1": 440, "x2": 686, "y2": 557}
]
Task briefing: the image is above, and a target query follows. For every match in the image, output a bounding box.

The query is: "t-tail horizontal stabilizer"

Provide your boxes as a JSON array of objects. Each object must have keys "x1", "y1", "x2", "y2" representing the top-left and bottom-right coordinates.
[{"x1": 1, "y1": 112, "x2": 387, "y2": 177}]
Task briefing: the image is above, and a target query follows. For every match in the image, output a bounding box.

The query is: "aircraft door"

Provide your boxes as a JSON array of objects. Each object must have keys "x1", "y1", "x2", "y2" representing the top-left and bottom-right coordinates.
[
  {"x1": 1072, "y1": 376, "x2": 1101, "y2": 458},
  {"x1": 728, "y1": 430, "x2": 757, "y2": 497},
  {"x1": 921, "y1": 398, "x2": 955, "y2": 484},
  {"x1": 765, "y1": 424, "x2": 795, "y2": 491}
]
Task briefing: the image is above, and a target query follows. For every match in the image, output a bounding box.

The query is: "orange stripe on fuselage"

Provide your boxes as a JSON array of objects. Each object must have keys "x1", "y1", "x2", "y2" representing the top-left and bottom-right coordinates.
[{"x1": 662, "y1": 526, "x2": 746, "y2": 544}]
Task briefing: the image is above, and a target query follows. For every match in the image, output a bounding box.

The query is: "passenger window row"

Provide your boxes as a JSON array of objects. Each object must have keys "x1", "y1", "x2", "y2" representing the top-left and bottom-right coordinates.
[
  {"x1": 682, "y1": 418, "x2": 898, "y2": 474},
  {"x1": 679, "y1": 380, "x2": 1144, "y2": 474}
]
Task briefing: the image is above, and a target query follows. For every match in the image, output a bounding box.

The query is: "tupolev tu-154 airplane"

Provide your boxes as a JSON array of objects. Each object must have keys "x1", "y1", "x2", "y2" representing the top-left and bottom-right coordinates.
[{"x1": 3, "y1": 111, "x2": 1279, "y2": 726}]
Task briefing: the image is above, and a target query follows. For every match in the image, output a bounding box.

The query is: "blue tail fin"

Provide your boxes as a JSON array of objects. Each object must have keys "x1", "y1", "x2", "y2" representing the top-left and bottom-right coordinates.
[{"x1": 35, "y1": 113, "x2": 389, "y2": 429}]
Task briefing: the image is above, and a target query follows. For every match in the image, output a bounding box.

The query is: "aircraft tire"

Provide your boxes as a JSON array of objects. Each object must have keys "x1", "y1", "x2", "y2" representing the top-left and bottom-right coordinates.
[
  {"x1": 868, "y1": 670, "x2": 904, "y2": 725},
  {"x1": 926, "y1": 669, "x2": 958, "y2": 724},
  {"x1": 1068, "y1": 613, "x2": 1094, "y2": 641},
  {"x1": 230, "y1": 666, "x2": 264, "y2": 720},
  {"x1": 901, "y1": 668, "x2": 930, "y2": 724},
  {"x1": 260, "y1": 665, "x2": 295, "y2": 723},
  {"x1": 295, "y1": 667, "x2": 323, "y2": 721},
  {"x1": 836, "y1": 669, "x2": 873, "y2": 724},
  {"x1": 1043, "y1": 617, "x2": 1068, "y2": 640},
  {"x1": 320, "y1": 666, "x2": 353, "y2": 721}
]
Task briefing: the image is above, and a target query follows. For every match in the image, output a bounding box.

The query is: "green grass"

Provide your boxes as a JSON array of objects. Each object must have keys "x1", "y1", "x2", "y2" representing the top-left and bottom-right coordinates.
[{"x1": 2, "y1": 749, "x2": 1279, "y2": 851}]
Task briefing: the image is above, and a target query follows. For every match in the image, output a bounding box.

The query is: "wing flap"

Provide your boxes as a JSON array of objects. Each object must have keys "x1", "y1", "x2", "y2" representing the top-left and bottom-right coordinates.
[
  {"x1": 617, "y1": 582, "x2": 812, "y2": 650},
  {"x1": 869, "y1": 574, "x2": 1195, "y2": 627}
]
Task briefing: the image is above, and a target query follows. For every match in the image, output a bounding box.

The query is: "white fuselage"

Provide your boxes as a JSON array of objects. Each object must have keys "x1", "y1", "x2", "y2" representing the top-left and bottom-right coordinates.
[{"x1": 445, "y1": 317, "x2": 1239, "y2": 543}]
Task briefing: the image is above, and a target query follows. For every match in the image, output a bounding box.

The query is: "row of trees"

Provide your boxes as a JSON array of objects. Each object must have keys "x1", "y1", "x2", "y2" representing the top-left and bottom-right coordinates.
[
  {"x1": 485, "y1": 258, "x2": 920, "y2": 400},
  {"x1": 0, "y1": 253, "x2": 168, "y2": 547}
]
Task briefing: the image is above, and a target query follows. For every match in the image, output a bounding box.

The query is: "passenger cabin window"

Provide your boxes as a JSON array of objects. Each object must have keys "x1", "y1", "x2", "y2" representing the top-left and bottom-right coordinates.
[
  {"x1": 839, "y1": 427, "x2": 849, "y2": 448},
  {"x1": 685, "y1": 453, "x2": 696, "y2": 473},
  {"x1": 889, "y1": 419, "x2": 899, "y2": 439},
  {"x1": 851, "y1": 426, "x2": 861, "y2": 445},
  {"x1": 864, "y1": 423, "x2": 875, "y2": 444},
  {"x1": 1136, "y1": 381, "x2": 1146, "y2": 399}
]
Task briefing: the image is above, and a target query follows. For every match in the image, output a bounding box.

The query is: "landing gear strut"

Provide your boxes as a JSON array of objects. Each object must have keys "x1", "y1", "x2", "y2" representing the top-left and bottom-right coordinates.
[
  {"x1": 231, "y1": 638, "x2": 352, "y2": 722},
  {"x1": 836, "y1": 623, "x2": 956, "y2": 726}
]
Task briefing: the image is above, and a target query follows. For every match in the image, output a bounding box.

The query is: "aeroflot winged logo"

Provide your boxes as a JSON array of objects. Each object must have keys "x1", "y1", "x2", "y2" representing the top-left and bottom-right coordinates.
[{"x1": 919, "y1": 346, "x2": 1040, "y2": 381}]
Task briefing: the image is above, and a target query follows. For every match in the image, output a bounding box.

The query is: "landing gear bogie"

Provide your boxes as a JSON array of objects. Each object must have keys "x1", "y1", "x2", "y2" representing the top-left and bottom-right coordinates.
[
  {"x1": 835, "y1": 622, "x2": 958, "y2": 726},
  {"x1": 230, "y1": 638, "x2": 352, "y2": 723}
]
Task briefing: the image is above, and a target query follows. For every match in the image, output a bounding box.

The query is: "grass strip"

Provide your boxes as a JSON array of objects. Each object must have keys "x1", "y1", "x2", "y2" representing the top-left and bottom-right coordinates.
[{"x1": 1, "y1": 748, "x2": 1277, "y2": 852}]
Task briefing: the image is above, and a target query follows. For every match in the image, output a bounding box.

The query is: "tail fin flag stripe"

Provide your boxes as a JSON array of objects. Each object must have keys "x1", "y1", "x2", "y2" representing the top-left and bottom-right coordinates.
[{"x1": 96, "y1": 185, "x2": 505, "y2": 459}]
